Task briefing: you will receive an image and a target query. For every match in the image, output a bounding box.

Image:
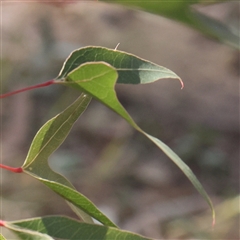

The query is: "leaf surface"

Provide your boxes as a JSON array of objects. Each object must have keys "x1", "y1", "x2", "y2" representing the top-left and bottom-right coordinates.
[
  {"x1": 57, "y1": 46, "x2": 183, "y2": 87},
  {"x1": 3, "y1": 223, "x2": 53, "y2": 240},
  {"x1": 22, "y1": 93, "x2": 117, "y2": 227},
  {"x1": 4, "y1": 216, "x2": 152, "y2": 240},
  {"x1": 59, "y1": 61, "x2": 215, "y2": 223},
  {"x1": 37, "y1": 179, "x2": 117, "y2": 228},
  {"x1": 22, "y1": 94, "x2": 91, "y2": 186}
]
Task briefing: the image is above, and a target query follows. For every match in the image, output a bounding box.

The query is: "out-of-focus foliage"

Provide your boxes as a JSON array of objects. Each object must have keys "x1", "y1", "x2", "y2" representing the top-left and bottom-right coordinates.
[{"x1": 101, "y1": 0, "x2": 239, "y2": 49}]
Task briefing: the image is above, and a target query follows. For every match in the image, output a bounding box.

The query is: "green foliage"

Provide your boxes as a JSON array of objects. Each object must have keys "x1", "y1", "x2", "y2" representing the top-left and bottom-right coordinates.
[
  {"x1": 102, "y1": 0, "x2": 239, "y2": 49},
  {"x1": 1, "y1": 46, "x2": 215, "y2": 239},
  {"x1": 21, "y1": 93, "x2": 116, "y2": 227},
  {"x1": 3, "y1": 0, "x2": 235, "y2": 238},
  {"x1": 57, "y1": 46, "x2": 181, "y2": 84},
  {"x1": 4, "y1": 216, "x2": 152, "y2": 240},
  {"x1": 57, "y1": 51, "x2": 213, "y2": 218}
]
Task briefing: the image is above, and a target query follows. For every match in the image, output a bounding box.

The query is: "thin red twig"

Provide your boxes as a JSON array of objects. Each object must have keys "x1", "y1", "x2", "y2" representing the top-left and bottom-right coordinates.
[
  {"x1": 0, "y1": 80, "x2": 55, "y2": 99},
  {"x1": 0, "y1": 164, "x2": 23, "y2": 173},
  {"x1": 0, "y1": 220, "x2": 5, "y2": 226}
]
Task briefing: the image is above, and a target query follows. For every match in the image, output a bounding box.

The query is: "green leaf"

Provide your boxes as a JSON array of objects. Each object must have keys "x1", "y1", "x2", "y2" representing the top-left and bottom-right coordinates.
[
  {"x1": 4, "y1": 216, "x2": 152, "y2": 240},
  {"x1": 67, "y1": 202, "x2": 95, "y2": 224},
  {"x1": 143, "y1": 133, "x2": 215, "y2": 223},
  {"x1": 22, "y1": 94, "x2": 91, "y2": 187},
  {"x1": 0, "y1": 234, "x2": 6, "y2": 240},
  {"x1": 57, "y1": 46, "x2": 183, "y2": 87},
  {"x1": 101, "y1": 0, "x2": 239, "y2": 49},
  {"x1": 22, "y1": 94, "x2": 117, "y2": 228},
  {"x1": 188, "y1": 10, "x2": 239, "y2": 49},
  {"x1": 3, "y1": 222, "x2": 53, "y2": 240},
  {"x1": 58, "y1": 61, "x2": 215, "y2": 224},
  {"x1": 59, "y1": 62, "x2": 133, "y2": 124},
  {"x1": 37, "y1": 179, "x2": 117, "y2": 228}
]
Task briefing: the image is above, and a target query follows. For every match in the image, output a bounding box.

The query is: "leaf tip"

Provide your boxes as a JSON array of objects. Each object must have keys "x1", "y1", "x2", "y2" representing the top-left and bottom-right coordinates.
[
  {"x1": 179, "y1": 78, "x2": 184, "y2": 89},
  {"x1": 212, "y1": 211, "x2": 216, "y2": 229}
]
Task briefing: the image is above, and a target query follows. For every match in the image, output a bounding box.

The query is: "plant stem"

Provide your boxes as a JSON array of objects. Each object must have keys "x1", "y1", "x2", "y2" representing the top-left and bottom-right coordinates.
[
  {"x1": 0, "y1": 80, "x2": 55, "y2": 98},
  {"x1": 0, "y1": 220, "x2": 5, "y2": 226},
  {"x1": 0, "y1": 164, "x2": 23, "y2": 173}
]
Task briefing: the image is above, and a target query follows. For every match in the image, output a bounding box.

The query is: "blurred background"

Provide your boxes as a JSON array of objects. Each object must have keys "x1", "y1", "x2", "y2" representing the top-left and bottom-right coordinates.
[{"x1": 1, "y1": 1, "x2": 239, "y2": 239}]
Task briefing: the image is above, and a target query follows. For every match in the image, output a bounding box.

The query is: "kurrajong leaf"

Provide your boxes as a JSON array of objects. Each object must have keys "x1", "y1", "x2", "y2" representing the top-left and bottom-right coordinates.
[
  {"x1": 57, "y1": 46, "x2": 183, "y2": 87},
  {"x1": 22, "y1": 94, "x2": 91, "y2": 180},
  {"x1": 55, "y1": 52, "x2": 215, "y2": 224},
  {"x1": 21, "y1": 93, "x2": 117, "y2": 228},
  {"x1": 2, "y1": 222, "x2": 53, "y2": 240},
  {"x1": 4, "y1": 216, "x2": 152, "y2": 240},
  {"x1": 7, "y1": 46, "x2": 214, "y2": 230}
]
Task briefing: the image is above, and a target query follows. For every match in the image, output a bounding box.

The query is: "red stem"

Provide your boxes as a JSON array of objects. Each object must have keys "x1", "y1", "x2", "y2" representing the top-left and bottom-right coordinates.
[
  {"x1": 0, "y1": 80, "x2": 55, "y2": 99},
  {"x1": 178, "y1": 78, "x2": 184, "y2": 90},
  {"x1": 212, "y1": 218, "x2": 216, "y2": 229},
  {"x1": 0, "y1": 220, "x2": 5, "y2": 227},
  {"x1": 0, "y1": 164, "x2": 23, "y2": 173}
]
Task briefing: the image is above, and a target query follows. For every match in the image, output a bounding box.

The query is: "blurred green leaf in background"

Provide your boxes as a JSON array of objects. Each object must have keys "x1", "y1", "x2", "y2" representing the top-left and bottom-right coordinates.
[{"x1": 102, "y1": 0, "x2": 239, "y2": 48}]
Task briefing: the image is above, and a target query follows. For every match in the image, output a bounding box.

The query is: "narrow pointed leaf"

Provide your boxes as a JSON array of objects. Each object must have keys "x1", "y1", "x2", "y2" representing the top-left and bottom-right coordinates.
[
  {"x1": 57, "y1": 46, "x2": 183, "y2": 87},
  {"x1": 4, "y1": 216, "x2": 152, "y2": 240},
  {"x1": 59, "y1": 61, "x2": 215, "y2": 223},
  {"x1": 22, "y1": 94, "x2": 91, "y2": 186},
  {"x1": 143, "y1": 133, "x2": 215, "y2": 222},
  {"x1": 25, "y1": 162, "x2": 116, "y2": 227},
  {"x1": 21, "y1": 93, "x2": 117, "y2": 227},
  {"x1": 32, "y1": 178, "x2": 118, "y2": 228}
]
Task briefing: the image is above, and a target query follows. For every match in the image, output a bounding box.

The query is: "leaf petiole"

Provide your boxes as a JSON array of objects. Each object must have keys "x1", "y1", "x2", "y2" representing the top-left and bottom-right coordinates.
[
  {"x1": 0, "y1": 164, "x2": 23, "y2": 173},
  {"x1": 0, "y1": 80, "x2": 55, "y2": 99},
  {"x1": 0, "y1": 220, "x2": 5, "y2": 227}
]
